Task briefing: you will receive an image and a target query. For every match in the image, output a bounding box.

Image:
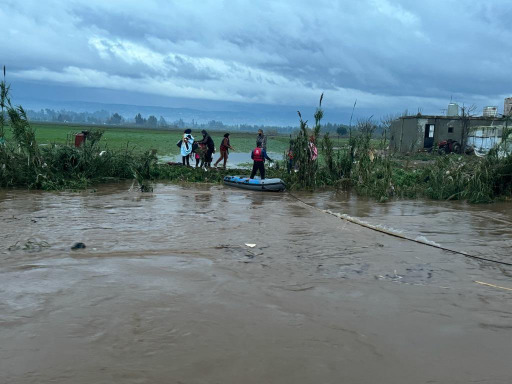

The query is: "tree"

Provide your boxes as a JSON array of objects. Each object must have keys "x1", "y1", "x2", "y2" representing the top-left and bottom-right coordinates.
[
  {"x1": 135, "y1": 113, "x2": 145, "y2": 125},
  {"x1": 175, "y1": 118, "x2": 185, "y2": 128},
  {"x1": 336, "y1": 126, "x2": 348, "y2": 137},
  {"x1": 357, "y1": 118, "x2": 376, "y2": 136},
  {"x1": 158, "y1": 116, "x2": 167, "y2": 127},
  {"x1": 57, "y1": 113, "x2": 71, "y2": 122},
  {"x1": 460, "y1": 104, "x2": 477, "y2": 151},
  {"x1": 380, "y1": 114, "x2": 399, "y2": 149},
  {"x1": 108, "y1": 112, "x2": 123, "y2": 125},
  {"x1": 207, "y1": 120, "x2": 224, "y2": 129},
  {"x1": 147, "y1": 115, "x2": 158, "y2": 128}
]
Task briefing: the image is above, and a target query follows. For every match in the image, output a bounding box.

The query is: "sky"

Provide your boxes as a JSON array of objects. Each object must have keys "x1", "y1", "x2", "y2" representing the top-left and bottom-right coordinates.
[{"x1": 1, "y1": 0, "x2": 512, "y2": 123}]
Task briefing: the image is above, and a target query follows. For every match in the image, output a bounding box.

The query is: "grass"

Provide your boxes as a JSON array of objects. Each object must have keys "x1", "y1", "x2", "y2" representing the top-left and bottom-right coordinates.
[{"x1": 15, "y1": 122, "x2": 291, "y2": 156}]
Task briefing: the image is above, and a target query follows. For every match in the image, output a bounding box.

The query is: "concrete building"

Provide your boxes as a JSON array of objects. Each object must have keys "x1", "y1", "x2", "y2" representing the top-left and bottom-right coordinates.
[
  {"x1": 483, "y1": 106, "x2": 498, "y2": 117},
  {"x1": 389, "y1": 115, "x2": 510, "y2": 153},
  {"x1": 505, "y1": 98, "x2": 512, "y2": 116}
]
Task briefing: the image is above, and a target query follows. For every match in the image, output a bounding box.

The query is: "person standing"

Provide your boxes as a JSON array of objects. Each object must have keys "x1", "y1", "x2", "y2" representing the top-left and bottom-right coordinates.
[
  {"x1": 256, "y1": 129, "x2": 267, "y2": 151},
  {"x1": 197, "y1": 130, "x2": 215, "y2": 167},
  {"x1": 250, "y1": 142, "x2": 272, "y2": 180},
  {"x1": 308, "y1": 135, "x2": 318, "y2": 161},
  {"x1": 180, "y1": 129, "x2": 194, "y2": 166},
  {"x1": 214, "y1": 133, "x2": 235, "y2": 169},
  {"x1": 287, "y1": 139, "x2": 295, "y2": 173}
]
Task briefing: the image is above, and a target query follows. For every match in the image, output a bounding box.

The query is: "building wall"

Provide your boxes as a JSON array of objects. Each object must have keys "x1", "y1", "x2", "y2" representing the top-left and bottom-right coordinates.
[
  {"x1": 433, "y1": 119, "x2": 464, "y2": 144},
  {"x1": 389, "y1": 116, "x2": 507, "y2": 153},
  {"x1": 389, "y1": 118, "x2": 426, "y2": 152},
  {"x1": 505, "y1": 98, "x2": 512, "y2": 116}
]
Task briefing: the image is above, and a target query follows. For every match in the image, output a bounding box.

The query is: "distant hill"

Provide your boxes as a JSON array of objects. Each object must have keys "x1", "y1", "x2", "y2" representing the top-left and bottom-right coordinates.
[
  {"x1": 13, "y1": 80, "x2": 362, "y2": 127},
  {"x1": 21, "y1": 98, "x2": 357, "y2": 127}
]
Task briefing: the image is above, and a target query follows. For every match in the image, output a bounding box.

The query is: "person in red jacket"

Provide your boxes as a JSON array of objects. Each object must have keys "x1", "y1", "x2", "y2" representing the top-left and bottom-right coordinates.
[{"x1": 250, "y1": 142, "x2": 272, "y2": 179}]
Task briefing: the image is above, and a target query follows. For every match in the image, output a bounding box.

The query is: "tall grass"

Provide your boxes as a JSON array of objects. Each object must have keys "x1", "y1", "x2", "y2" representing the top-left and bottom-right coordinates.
[
  {"x1": 0, "y1": 65, "x2": 8, "y2": 141},
  {"x1": 287, "y1": 94, "x2": 323, "y2": 188}
]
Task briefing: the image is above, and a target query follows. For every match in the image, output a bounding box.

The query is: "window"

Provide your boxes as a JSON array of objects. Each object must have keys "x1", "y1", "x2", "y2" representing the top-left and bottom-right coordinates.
[{"x1": 448, "y1": 127, "x2": 454, "y2": 133}]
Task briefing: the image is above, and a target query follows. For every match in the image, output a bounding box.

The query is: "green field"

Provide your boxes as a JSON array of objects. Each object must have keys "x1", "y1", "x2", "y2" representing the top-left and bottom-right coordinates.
[{"x1": 22, "y1": 123, "x2": 291, "y2": 156}]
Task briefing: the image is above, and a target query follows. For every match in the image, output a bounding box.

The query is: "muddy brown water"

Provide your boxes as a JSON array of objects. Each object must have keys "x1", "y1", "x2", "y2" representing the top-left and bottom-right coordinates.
[{"x1": 1, "y1": 183, "x2": 511, "y2": 384}]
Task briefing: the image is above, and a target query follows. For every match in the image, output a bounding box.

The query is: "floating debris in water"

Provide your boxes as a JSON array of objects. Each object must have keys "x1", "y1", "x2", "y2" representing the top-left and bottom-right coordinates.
[
  {"x1": 71, "y1": 242, "x2": 86, "y2": 250},
  {"x1": 8, "y1": 239, "x2": 50, "y2": 252}
]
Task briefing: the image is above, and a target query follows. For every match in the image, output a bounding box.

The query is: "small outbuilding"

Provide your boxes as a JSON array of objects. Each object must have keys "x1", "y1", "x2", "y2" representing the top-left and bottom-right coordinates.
[{"x1": 389, "y1": 114, "x2": 510, "y2": 153}]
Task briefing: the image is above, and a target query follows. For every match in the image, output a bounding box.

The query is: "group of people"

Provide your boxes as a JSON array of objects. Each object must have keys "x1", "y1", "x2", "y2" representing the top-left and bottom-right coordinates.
[
  {"x1": 178, "y1": 129, "x2": 218, "y2": 168},
  {"x1": 178, "y1": 129, "x2": 272, "y2": 179}
]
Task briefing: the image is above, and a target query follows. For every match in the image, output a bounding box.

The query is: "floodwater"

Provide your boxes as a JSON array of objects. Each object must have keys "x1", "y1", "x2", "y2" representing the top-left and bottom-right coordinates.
[
  {"x1": 1, "y1": 183, "x2": 511, "y2": 384},
  {"x1": 160, "y1": 151, "x2": 283, "y2": 168}
]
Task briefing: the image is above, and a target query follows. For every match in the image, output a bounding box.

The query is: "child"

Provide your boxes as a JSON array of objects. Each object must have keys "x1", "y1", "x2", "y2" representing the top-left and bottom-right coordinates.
[{"x1": 195, "y1": 143, "x2": 206, "y2": 168}]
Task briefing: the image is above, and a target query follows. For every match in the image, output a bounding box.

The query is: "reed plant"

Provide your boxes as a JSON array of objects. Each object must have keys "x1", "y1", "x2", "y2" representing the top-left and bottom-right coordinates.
[{"x1": 287, "y1": 94, "x2": 323, "y2": 188}]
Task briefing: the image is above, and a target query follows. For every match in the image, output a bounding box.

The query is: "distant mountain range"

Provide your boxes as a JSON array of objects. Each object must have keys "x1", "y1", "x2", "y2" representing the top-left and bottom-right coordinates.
[
  {"x1": 12, "y1": 80, "x2": 368, "y2": 127},
  {"x1": 20, "y1": 98, "x2": 357, "y2": 127}
]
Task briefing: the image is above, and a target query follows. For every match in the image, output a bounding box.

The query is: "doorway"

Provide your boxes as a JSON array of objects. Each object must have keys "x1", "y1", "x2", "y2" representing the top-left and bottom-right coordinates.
[{"x1": 424, "y1": 124, "x2": 435, "y2": 148}]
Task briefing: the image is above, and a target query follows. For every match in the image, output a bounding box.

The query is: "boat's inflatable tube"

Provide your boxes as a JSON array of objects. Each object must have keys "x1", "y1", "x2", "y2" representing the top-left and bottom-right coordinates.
[{"x1": 223, "y1": 176, "x2": 286, "y2": 192}]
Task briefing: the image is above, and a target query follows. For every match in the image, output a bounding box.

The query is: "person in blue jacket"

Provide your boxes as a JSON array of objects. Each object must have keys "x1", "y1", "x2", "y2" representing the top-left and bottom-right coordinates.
[{"x1": 250, "y1": 142, "x2": 272, "y2": 179}]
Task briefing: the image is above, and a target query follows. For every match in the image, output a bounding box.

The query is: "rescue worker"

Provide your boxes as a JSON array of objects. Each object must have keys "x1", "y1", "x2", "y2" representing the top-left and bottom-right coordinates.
[{"x1": 250, "y1": 142, "x2": 272, "y2": 179}]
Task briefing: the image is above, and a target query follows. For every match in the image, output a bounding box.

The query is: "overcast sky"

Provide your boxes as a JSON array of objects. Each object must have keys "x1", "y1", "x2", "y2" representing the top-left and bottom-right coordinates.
[{"x1": 2, "y1": 0, "x2": 511, "y2": 120}]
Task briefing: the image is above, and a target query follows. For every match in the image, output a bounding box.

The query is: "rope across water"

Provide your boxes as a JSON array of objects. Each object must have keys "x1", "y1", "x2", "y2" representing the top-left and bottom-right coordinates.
[{"x1": 288, "y1": 192, "x2": 512, "y2": 267}]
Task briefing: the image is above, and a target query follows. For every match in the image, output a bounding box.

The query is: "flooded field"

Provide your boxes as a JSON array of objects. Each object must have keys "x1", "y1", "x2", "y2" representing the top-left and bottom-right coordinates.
[{"x1": 1, "y1": 183, "x2": 511, "y2": 383}]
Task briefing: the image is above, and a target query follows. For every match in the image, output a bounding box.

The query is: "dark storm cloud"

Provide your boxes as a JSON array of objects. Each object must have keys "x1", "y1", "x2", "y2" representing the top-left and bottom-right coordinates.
[{"x1": 2, "y1": 0, "x2": 512, "y2": 115}]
